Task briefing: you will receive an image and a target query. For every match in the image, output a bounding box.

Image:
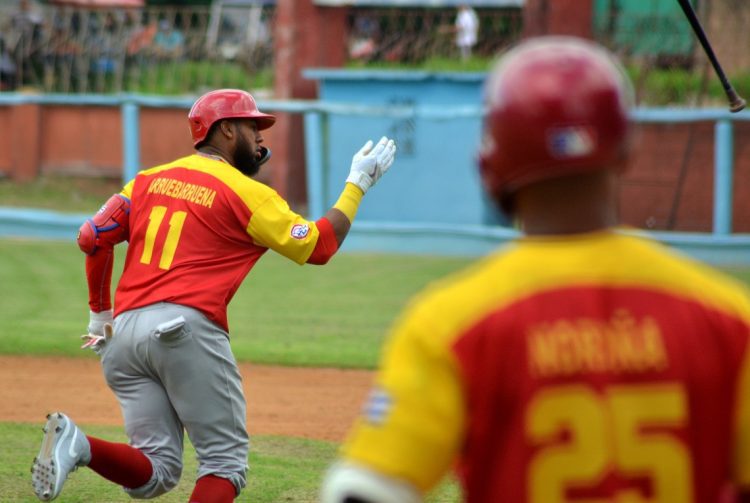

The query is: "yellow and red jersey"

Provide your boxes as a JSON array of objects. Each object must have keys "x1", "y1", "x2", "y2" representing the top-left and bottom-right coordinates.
[
  {"x1": 111, "y1": 154, "x2": 332, "y2": 331},
  {"x1": 342, "y1": 230, "x2": 750, "y2": 502}
]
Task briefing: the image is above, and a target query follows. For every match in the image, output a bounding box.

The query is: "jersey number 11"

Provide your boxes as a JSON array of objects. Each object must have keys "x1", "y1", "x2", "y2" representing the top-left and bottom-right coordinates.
[{"x1": 140, "y1": 205, "x2": 188, "y2": 270}]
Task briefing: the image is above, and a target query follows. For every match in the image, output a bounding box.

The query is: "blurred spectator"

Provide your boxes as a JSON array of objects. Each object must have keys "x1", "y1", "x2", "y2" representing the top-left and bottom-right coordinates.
[
  {"x1": 43, "y1": 19, "x2": 81, "y2": 91},
  {"x1": 455, "y1": 3, "x2": 479, "y2": 61},
  {"x1": 10, "y1": 0, "x2": 45, "y2": 85},
  {"x1": 0, "y1": 36, "x2": 18, "y2": 90},
  {"x1": 88, "y1": 13, "x2": 119, "y2": 76},
  {"x1": 152, "y1": 19, "x2": 184, "y2": 59},
  {"x1": 126, "y1": 12, "x2": 157, "y2": 58},
  {"x1": 11, "y1": 0, "x2": 44, "y2": 41},
  {"x1": 349, "y1": 13, "x2": 379, "y2": 62}
]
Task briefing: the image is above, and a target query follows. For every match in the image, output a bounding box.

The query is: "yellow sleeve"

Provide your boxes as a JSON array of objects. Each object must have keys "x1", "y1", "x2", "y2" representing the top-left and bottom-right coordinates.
[
  {"x1": 333, "y1": 183, "x2": 364, "y2": 222},
  {"x1": 246, "y1": 194, "x2": 320, "y2": 265},
  {"x1": 341, "y1": 301, "x2": 466, "y2": 493},
  {"x1": 121, "y1": 179, "x2": 135, "y2": 199}
]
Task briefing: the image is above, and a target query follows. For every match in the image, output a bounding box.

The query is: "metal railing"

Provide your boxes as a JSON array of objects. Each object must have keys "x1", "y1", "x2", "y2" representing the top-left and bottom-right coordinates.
[
  {"x1": 0, "y1": 3, "x2": 275, "y2": 94},
  {"x1": 344, "y1": 7, "x2": 522, "y2": 65},
  {"x1": 0, "y1": 92, "x2": 747, "y2": 264},
  {"x1": 2, "y1": 3, "x2": 749, "y2": 108}
]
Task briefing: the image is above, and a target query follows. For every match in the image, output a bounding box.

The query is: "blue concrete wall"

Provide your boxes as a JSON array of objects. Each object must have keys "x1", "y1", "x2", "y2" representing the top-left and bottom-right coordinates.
[
  {"x1": 1, "y1": 89, "x2": 748, "y2": 265},
  {"x1": 303, "y1": 69, "x2": 506, "y2": 226}
]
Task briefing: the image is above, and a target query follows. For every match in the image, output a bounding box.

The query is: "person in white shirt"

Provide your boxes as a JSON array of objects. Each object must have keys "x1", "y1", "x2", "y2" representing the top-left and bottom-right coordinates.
[{"x1": 455, "y1": 4, "x2": 479, "y2": 61}]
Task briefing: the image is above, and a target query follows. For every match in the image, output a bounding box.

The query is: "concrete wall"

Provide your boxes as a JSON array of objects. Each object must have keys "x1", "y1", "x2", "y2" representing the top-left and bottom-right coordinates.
[
  {"x1": 0, "y1": 102, "x2": 283, "y2": 188},
  {"x1": 624, "y1": 121, "x2": 750, "y2": 232},
  {"x1": 702, "y1": 0, "x2": 750, "y2": 74},
  {"x1": 1, "y1": 98, "x2": 747, "y2": 234},
  {"x1": 272, "y1": 0, "x2": 349, "y2": 208},
  {"x1": 305, "y1": 70, "x2": 750, "y2": 234},
  {"x1": 523, "y1": 0, "x2": 594, "y2": 38}
]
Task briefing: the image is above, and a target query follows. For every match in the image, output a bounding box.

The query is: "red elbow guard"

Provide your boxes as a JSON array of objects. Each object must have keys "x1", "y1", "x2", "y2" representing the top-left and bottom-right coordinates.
[
  {"x1": 77, "y1": 194, "x2": 131, "y2": 255},
  {"x1": 307, "y1": 217, "x2": 339, "y2": 265},
  {"x1": 77, "y1": 221, "x2": 97, "y2": 255}
]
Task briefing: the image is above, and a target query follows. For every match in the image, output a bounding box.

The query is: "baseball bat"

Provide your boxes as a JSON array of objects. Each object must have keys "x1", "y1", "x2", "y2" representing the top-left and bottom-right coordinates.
[{"x1": 676, "y1": 0, "x2": 745, "y2": 112}]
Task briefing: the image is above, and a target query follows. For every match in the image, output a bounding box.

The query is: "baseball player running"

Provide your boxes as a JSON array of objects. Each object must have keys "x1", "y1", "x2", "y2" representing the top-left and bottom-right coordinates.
[
  {"x1": 31, "y1": 88, "x2": 396, "y2": 502},
  {"x1": 321, "y1": 37, "x2": 750, "y2": 502}
]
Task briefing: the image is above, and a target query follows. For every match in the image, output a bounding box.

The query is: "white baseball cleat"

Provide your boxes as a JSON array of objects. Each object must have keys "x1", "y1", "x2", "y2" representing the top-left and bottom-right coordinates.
[{"x1": 31, "y1": 412, "x2": 92, "y2": 501}]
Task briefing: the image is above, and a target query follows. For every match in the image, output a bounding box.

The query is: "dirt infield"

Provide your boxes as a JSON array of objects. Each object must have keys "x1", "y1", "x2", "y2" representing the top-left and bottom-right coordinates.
[{"x1": 0, "y1": 355, "x2": 374, "y2": 442}]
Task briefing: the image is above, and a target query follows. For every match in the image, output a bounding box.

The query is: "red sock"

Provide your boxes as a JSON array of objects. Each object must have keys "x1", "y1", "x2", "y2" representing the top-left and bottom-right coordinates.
[
  {"x1": 189, "y1": 475, "x2": 236, "y2": 503},
  {"x1": 86, "y1": 436, "x2": 153, "y2": 489}
]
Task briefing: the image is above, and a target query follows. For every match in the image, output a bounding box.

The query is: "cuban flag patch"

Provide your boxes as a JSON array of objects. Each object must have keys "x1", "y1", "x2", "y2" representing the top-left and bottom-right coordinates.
[
  {"x1": 362, "y1": 387, "x2": 393, "y2": 425},
  {"x1": 547, "y1": 126, "x2": 596, "y2": 158},
  {"x1": 290, "y1": 224, "x2": 310, "y2": 239}
]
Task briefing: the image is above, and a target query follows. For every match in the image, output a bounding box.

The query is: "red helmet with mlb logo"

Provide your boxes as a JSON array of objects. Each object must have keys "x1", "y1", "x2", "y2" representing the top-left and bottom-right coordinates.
[
  {"x1": 188, "y1": 89, "x2": 276, "y2": 147},
  {"x1": 478, "y1": 36, "x2": 634, "y2": 208}
]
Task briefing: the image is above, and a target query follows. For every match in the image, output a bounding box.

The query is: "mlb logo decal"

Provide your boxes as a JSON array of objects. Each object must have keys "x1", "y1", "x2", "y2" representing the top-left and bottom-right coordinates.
[
  {"x1": 291, "y1": 224, "x2": 309, "y2": 239},
  {"x1": 547, "y1": 126, "x2": 596, "y2": 158},
  {"x1": 363, "y1": 387, "x2": 392, "y2": 425}
]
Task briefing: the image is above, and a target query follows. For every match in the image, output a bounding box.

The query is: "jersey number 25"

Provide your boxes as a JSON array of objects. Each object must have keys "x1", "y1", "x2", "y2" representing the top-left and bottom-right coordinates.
[{"x1": 526, "y1": 383, "x2": 692, "y2": 502}]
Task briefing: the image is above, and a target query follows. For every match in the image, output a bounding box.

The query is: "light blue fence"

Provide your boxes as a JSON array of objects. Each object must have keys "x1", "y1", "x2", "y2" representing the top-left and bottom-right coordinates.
[{"x1": 0, "y1": 92, "x2": 749, "y2": 265}]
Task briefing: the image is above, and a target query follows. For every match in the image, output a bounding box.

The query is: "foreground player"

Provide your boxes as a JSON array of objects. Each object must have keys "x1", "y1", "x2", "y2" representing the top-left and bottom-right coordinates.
[
  {"x1": 321, "y1": 37, "x2": 750, "y2": 502},
  {"x1": 31, "y1": 89, "x2": 396, "y2": 502}
]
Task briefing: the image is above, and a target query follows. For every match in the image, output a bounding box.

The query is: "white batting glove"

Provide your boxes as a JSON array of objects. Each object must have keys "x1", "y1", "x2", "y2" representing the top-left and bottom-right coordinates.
[
  {"x1": 87, "y1": 309, "x2": 113, "y2": 337},
  {"x1": 81, "y1": 322, "x2": 113, "y2": 354},
  {"x1": 346, "y1": 136, "x2": 397, "y2": 194}
]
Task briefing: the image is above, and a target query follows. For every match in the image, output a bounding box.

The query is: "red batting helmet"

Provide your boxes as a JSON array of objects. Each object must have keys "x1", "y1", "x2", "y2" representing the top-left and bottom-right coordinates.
[
  {"x1": 478, "y1": 36, "x2": 634, "y2": 207},
  {"x1": 188, "y1": 89, "x2": 276, "y2": 147}
]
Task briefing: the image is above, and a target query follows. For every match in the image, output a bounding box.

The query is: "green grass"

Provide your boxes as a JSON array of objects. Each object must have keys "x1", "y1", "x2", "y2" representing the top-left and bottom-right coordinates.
[
  {"x1": 624, "y1": 65, "x2": 750, "y2": 107},
  {"x1": 347, "y1": 55, "x2": 494, "y2": 72},
  {"x1": 0, "y1": 176, "x2": 747, "y2": 502},
  {"x1": 39, "y1": 60, "x2": 274, "y2": 96},
  {"x1": 0, "y1": 176, "x2": 123, "y2": 214},
  {"x1": 0, "y1": 238, "x2": 470, "y2": 368},
  {"x1": 1, "y1": 237, "x2": 749, "y2": 367},
  {"x1": 347, "y1": 57, "x2": 750, "y2": 107},
  {"x1": 230, "y1": 251, "x2": 469, "y2": 367},
  {"x1": 726, "y1": 267, "x2": 750, "y2": 285},
  {"x1": 0, "y1": 235, "x2": 467, "y2": 501},
  {"x1": 1, "y1": 423, "x2": 459, "y2": 502},
  {"x1": 123, "y1": 61, "x2": 274, "y2": 96}
]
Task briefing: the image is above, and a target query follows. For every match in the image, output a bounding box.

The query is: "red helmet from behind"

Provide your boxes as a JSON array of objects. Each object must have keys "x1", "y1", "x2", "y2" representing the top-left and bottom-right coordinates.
[
  {"x1": 188, "y1": 89, "x2": 276, "y2": 147},
  {"x1": 478, "y1": 37, "x2": 634, "y2": 209}
]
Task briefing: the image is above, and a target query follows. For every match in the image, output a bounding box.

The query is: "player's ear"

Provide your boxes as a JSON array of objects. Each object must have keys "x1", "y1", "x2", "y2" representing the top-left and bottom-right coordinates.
[{"x1": 218, "y1": 119, "x2": 234, "y2": 140}]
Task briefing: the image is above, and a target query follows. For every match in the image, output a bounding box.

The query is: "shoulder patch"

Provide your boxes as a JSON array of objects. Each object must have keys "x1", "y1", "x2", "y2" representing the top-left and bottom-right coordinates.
[
  {"x1": 362, "y1": 387, "x2": 392, "y2": 425},
  {"x1": 290, "y1": 224, "x2": 310, "y2": 239}
]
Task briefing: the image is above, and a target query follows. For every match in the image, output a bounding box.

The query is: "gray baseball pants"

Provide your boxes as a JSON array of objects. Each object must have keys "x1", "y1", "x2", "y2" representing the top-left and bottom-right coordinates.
[{"x1": 101, "y1": 302, "x2": 248, "y2": 499}]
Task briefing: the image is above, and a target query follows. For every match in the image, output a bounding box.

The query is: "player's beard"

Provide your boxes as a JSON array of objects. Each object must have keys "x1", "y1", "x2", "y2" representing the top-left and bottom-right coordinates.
[{"x1": 233, "y1": 135, "x2": 262, "y2": 177}]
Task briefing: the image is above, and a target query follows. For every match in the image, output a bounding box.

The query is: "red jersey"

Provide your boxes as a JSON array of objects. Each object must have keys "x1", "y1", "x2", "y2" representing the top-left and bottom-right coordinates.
[
  {"x1": 341, "y1": 230, "x2": 750, "y2": 502},
  {"x1": 112, "y1": 154, "x2": 328, "y2": 331}
]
